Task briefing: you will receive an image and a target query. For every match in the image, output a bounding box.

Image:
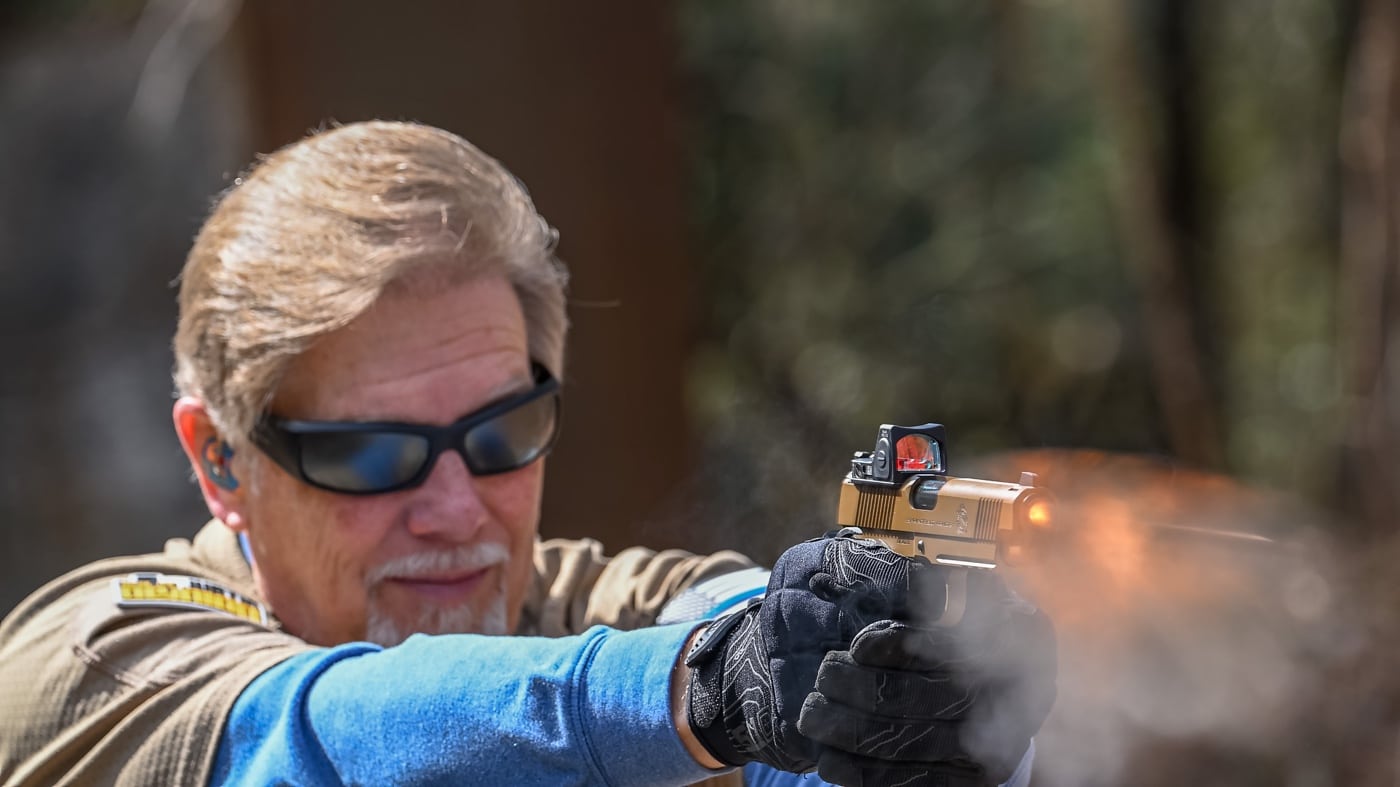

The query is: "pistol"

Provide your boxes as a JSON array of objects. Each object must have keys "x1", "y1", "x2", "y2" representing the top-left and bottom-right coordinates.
[{"x1": 837, "y1": 423, "x2": 1053, "y2": 623}]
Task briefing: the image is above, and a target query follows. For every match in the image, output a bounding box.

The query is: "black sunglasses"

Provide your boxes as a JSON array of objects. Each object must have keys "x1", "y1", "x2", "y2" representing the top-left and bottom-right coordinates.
[{"x1": 251, "y1": 362, "x2": 561, "y2": 494}]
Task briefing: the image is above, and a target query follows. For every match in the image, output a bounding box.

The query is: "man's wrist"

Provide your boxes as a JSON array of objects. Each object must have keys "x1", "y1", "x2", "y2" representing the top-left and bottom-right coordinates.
[{"x1": 672, "y1": 624, "x2": 725, "y2": 770}]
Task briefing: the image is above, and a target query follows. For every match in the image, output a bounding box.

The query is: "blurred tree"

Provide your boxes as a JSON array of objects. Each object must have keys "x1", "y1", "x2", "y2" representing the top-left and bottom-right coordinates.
[
  {"x1": 1085, "y1": 0, "x2": 1225, "y2": 470},
  {"x1": 1338, "y1": 0, "x2": 1400, "y2": 540},
  {"x1": 677, "y1": 1, "x2": 1167, "y2": 562},
  {"x1": 674, "y1": 0, "x2": 1356, "y2": 564}
]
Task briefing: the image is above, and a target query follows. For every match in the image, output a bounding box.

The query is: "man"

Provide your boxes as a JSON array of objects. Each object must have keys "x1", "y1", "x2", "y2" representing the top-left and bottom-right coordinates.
[{"x1": 0, "y1": 121, "x2": 1054, "y2": 786}]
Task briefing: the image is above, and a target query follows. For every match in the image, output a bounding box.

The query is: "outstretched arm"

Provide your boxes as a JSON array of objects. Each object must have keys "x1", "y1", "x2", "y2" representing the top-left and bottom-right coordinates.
[{"x1": 212, "y1": 623, "x2": 730, "y2": 786}]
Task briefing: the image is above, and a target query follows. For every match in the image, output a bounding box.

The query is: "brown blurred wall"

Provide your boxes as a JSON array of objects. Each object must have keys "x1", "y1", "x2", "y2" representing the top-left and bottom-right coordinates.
[{"x1": 235, "y1": 2, "x2": 699, "y2": 552}]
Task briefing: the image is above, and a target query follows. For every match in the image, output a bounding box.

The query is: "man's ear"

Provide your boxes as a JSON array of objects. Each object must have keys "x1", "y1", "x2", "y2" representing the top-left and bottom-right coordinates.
[{"x1": 173, "y1": 397, "x2": 249, "y2": 533}]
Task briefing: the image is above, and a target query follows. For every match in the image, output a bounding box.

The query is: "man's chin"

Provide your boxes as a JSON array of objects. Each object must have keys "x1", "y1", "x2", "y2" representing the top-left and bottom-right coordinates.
[{"x1": 364, "y1": 597, "x2": 510, "y2": 647}]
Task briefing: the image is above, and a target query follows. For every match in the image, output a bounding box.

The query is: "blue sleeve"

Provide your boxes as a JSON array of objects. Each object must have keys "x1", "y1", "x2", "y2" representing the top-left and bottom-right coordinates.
[
  {"x1": 210, "y1": 623, "x2": 734, "y2": 787},
  {"x1": 740, "y1": 741, "x2": 1035, "y2": 787}
]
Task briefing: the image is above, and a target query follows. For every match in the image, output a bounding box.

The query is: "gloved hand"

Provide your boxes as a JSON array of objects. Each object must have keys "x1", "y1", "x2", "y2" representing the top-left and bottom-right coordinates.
[
  {"x1": 798, "y1": 569, "x2": 1057, "y2": 786},
  {"x1": 683, "y1": 530, "x2": 922, "y2": 772}
]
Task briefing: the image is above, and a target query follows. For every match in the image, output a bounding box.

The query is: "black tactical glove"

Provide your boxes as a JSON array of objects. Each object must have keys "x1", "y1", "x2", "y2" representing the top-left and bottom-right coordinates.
[
  {"x1": 798, "y1": 568, "x2": 1057, "y2": 787},
  {"x1": 683, "y1": 530, "x2": 921, "y2": 772}
]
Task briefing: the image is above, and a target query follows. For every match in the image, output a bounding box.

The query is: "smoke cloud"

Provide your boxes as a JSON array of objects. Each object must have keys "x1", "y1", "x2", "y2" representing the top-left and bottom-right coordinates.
[{"x1": 965, "y1": 450, "x2": 1387, "y2": 787}]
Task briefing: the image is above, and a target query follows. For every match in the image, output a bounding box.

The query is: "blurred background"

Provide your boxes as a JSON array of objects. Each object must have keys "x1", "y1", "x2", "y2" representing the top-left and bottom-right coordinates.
[{"x1": 3, "y1": 0, "x2": 1400, "y2": 784}]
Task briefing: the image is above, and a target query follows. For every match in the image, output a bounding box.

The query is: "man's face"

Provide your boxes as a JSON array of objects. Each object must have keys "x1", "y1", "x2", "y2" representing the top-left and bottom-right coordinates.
[{"x1": 239, "y1": 272, "x2": 544, "y2": 647}]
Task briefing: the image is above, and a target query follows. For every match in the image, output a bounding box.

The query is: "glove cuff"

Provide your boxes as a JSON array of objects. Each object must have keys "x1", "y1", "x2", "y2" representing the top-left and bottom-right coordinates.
[{"x1": 683, "y1": 608, "x2": 752, "y2": 767}]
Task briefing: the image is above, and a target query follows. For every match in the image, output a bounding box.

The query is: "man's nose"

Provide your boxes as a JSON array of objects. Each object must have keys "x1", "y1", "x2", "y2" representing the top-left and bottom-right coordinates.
[{"x1": 404, "y1": 449, "x2": 488, "y2": 541}]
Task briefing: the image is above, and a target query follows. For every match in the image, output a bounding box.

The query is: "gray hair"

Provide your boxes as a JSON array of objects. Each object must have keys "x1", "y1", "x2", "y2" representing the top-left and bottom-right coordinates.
[{"x1": 174, "y1": 120, "x2": 569, "y2": 442}]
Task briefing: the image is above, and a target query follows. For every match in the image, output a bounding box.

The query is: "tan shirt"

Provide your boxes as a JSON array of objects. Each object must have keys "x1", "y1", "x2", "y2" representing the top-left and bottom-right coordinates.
[{"x1": 0, "y1": 520, "x2": 754, "y2": 787}]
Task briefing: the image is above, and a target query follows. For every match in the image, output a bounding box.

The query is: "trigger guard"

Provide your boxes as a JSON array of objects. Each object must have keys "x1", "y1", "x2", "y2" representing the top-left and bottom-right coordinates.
[{"x1": 936, "y1": 570, "x2": 968, "y2": 627}]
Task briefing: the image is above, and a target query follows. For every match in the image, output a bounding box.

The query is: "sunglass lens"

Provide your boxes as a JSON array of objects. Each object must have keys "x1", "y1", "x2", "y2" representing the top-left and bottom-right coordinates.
[
  {"x1": 300, "y1": 432, "x2": 431, "y2": 492},
  {"x1": 464, "y1": 394, "x2": 558, "y2": 474}
]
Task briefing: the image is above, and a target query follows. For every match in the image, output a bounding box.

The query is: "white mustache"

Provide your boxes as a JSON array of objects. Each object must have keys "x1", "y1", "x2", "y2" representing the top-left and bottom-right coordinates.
[{"x1": 366, "y1": 541, "x2": 510, "y2": 585}]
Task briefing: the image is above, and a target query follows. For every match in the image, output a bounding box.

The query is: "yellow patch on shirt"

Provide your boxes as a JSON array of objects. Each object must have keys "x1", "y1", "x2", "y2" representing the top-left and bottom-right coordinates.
[{"x1": 113, "y1": 572, "x2": 268, "y2": 625}]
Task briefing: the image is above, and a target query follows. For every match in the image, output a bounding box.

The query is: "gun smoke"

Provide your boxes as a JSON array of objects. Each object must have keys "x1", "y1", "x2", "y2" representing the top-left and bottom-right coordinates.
[{"x1": 964, "y1": 450, "x2": 1388, "y2": 787}]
